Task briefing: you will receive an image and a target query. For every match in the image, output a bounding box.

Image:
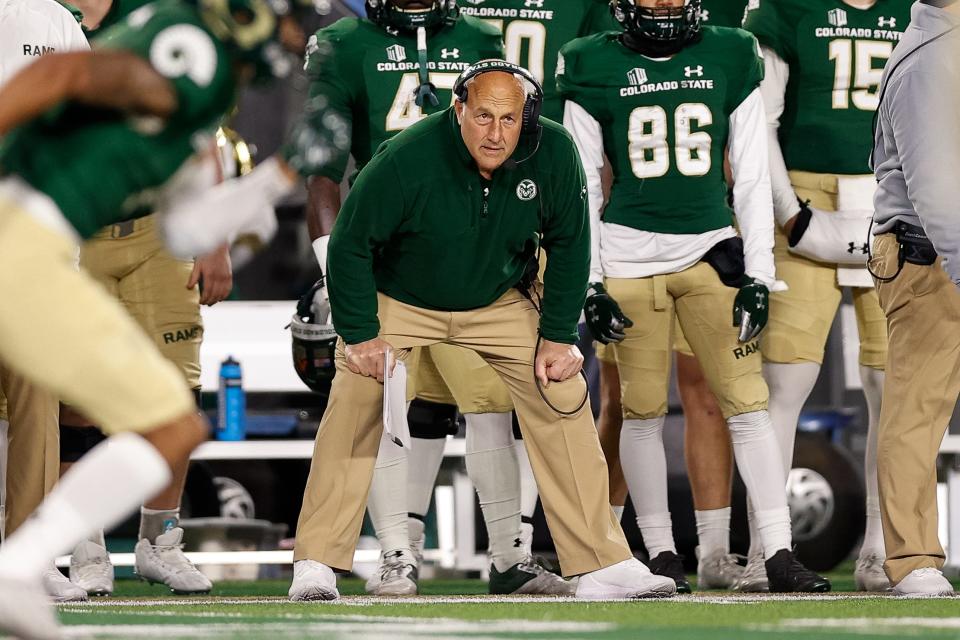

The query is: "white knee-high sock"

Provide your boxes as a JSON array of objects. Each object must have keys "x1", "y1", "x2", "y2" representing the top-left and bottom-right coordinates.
[
  {"x1": 695, "y1": 507, "x2": 731, "y2": 557},
  {"x1": 406, "y1": 437, "x2": 446, "y2": 518},
  {"x1": 620, "y1": 417, "x2": 675, "y2": 556},
  {"x1": 0, "y1": 418, "x2": 7, "y2": 544},
  {"x1": 512, "y1": 426, "x2": 539, "y2": 554},
  {"x1": 612, "y1": 505, "x2": 625, "y2": 521},
  {"x1": 727, "y1": 411, "x2": 792, "y2": 559},
  {"x1": 860, "y1": 365, "x2": 886, "y2": 557},
  {"x1": 367, "y1": 432, "x2": 410, "y2": 555},
  {"x1": 748, "y1": 362, "x2": 820, "y2": 558},
  {"x1": 465, "y1": 413, "x2": 524, "y2": 571},
  {"x1": 0, "y1": 433, "x2": 169, "y2": 580}
]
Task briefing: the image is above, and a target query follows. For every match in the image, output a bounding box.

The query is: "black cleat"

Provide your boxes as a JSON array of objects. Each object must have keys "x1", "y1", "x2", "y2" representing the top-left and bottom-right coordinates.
[
  {"x1": 647, "y1": 551, "x2": 692, "y2": 594},
  {"x1": 765, "y1": 549, "x2": 831, "y2": 593}
]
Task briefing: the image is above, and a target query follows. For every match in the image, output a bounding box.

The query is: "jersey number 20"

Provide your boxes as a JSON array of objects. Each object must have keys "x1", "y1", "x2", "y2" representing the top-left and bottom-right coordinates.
[{"x1": 628, "y1": 103, "x2": 713, "y2": 179}]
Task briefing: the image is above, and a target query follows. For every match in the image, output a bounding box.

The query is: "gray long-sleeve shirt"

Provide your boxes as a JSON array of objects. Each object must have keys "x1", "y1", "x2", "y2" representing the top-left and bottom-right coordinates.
[{"x1": 873, "y1": 0, "x2": 960, "y2": 285}]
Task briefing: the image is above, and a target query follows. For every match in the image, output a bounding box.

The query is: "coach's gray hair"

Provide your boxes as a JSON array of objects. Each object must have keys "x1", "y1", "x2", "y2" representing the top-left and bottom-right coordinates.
[{"x1": 460, "y1": 72, "x2": 535, "y2": 102}]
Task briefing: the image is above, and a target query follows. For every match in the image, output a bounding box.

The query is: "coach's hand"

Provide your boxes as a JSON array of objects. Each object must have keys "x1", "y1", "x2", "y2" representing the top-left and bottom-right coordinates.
[
  {"x1": 584, "y1": 282, "x2": 633, "y2": 344},
  {"x1": 189, "y1": 243, "x2": 233, "y2": 306},
  {"x1": 345, "y1": 338, "x2": 395, "y2": 383},
  {"x1": 535, "y1": 340, "x2": 584, "y2": 387}
]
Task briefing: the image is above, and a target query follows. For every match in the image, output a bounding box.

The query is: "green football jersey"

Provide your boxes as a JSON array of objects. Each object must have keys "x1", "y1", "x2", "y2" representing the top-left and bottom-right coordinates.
[
  {"x1": 744, "y1": 0, "x2": 911, "y2": 175},
  {"x1": 701, "y1": 0, "x2": 749, "y2": 28},
  {"x1": 558, "y1": 27, "x2": 763, "y2": 235},
  {"x1": 0, "y1": 0, "x2": 236, "y2": 239},
  {"x1": 457, "y1": 0, "x2": 619, "y2": 121},
  {"x1": 305, "y1": 16, "x2": 503, "y2": 184}
]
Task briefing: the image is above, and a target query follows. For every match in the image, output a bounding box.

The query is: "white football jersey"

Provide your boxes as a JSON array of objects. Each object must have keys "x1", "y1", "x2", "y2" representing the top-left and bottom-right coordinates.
[{"x1": 0, "y1": 0, "x2": 89, "y2": 86}]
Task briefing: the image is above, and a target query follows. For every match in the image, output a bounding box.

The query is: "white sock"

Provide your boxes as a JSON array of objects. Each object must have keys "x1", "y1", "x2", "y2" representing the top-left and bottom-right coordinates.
[
  {"x1": 860, "y1": 365, "x2": 886, "y2": 557},
  {"x1": 695, "y1": 507, "x2": 731, "y2": 557},
  {"x1": 0, "y1": 418, "x2": 7, "y2": 544},
  {"x1": 367, "y1": 432, "x2": 410, "y2": 555},
  {"x1": 139, "y1": 507, "x2": 179, "y2": 542},
  {"x1": 762, "y1": 362, "x2": 821, "y2": 475},
  {"x1": 406, "y1": 437, "x2": 446, "y2": 518},
  {"x1": 612, "y1": 505, "x2": 625, "y2": 521},
  {"x1": 746, "y1": 501, "x2": 762, "y2": 560},
  {"x1": 512, "y1": 423, "x2": 539, "y2": 557},
  {"x1": 0, "y1": 433, "x2": 169, "y2": 580},
  {"x1": 620, "y1": 417, "x2": 675, "y2": 556},
  {"x1": 465, "y1": 413, "x2": 524, "y2": 572},
  {"x1": 728, "y1": 411, "x2": 792, "y2": 559}
]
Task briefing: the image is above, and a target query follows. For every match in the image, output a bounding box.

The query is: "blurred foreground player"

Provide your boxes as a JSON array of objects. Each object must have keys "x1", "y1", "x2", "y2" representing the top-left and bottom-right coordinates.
[{"x1": 0, "y1": 0, "x2": 342, "y2": 635}]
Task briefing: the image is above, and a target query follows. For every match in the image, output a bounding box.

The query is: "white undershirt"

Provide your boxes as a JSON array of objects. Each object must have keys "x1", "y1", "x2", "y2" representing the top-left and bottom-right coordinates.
[
  {"x1": 0, "y1": 0, "x2": 89, "y2": 86},
  {"x1": 564, "y1": 87, "x2": 777, "y2": 287},
  {"x1": 758, "y1": 46, "x2": 801, "y2": 226}
]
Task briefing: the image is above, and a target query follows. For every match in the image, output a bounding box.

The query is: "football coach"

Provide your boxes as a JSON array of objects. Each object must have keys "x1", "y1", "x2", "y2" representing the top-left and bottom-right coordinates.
[
  {"x1": 288, "y1": 60, "x2": 676, "y2": 601},
  {"x1": 869, "y1": 0, "x2": 960, "y2": 597}
]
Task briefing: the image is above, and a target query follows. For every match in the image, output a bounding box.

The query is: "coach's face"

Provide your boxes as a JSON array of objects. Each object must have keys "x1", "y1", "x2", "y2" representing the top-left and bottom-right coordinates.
[{"x1": 455, "y1": 71, "x2": 526, "y2": 179}]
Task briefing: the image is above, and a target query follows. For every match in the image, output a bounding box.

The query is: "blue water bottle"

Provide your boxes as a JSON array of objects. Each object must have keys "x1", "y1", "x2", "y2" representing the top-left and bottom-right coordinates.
[{"x1": 217, "y1": 356, "x2": 246, "y2": 441}]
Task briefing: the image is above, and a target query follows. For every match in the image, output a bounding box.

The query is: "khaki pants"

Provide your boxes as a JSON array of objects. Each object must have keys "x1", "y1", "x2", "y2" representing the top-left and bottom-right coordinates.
[
  {"x1": 0, "y1": 365, "x2": 59, "y2": 536},
  {"x1": 762, "y1": 170, "x2": 887, "y2": 368},
  {"x1": 0, "y1": 198, "x2": 194, "y2": 436},
  {"x1": 871, "y1": 233, "x2": 960, "y2": 584},
  {"x1": 605, "y1": 263, "x2": 768, "y2": 420},
  {"x1": 294, "y1": 289, "x2": 631, "y2": 576}
]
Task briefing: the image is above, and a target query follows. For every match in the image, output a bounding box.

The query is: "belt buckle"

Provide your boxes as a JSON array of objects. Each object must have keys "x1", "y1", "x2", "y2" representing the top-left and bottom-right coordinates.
[{"x1": 111, "y1": 220, "x2": 136, "y2": 239}]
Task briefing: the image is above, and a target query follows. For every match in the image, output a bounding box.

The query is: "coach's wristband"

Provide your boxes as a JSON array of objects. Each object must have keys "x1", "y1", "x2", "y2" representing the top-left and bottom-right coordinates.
[{"x1": 313, "y1": 235, "x2": 330, "y2": 273}]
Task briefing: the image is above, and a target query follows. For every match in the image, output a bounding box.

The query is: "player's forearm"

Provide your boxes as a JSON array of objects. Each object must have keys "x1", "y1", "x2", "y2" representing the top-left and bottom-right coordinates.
[
  {"x1": 306, "y1": 176, "x2": 341, "y2": 240},
  {"x1": 729, "y1": 89, "x2": 776, "y2": 287},
  {"x1": 0, "y1": 52, "x2": 177, "y2": 136}
]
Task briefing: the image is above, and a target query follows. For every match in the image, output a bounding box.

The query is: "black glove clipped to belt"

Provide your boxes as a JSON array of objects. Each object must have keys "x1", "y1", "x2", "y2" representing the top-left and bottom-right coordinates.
[
  {"x1": 733, "y1": 277, "x2": 769, "y2": 344},
  {"x1": 584, "y1": 282, "x2": 634, "y2": 344}
]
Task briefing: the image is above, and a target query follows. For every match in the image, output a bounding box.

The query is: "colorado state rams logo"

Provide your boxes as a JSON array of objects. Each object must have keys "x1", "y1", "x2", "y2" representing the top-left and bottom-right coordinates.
[{"x1": 516, "y1": 179, "x2": 538, "y2": 201}]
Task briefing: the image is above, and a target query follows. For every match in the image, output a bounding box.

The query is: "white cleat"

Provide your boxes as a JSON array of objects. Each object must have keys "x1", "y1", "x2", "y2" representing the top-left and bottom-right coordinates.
[
  {"x1": 732, "y1": 551, "x2": 769, "y2": 593},
  {"x1": 892, "y1": 567, "x2": 954, "y2": 597},
  {"x1": 0, "y1": 574, "x2": 63, "y2": 640},
  {"x1": 854, "y1": 552, "x2": 891, "y2": 592},
  {"x1": 696, "y1": 548, "x2": 745, "y2": 590},
  {"x1": 288, "y1": 559, "x2": 339, "y2": 601},
  {"x1": 70, "y1": 540, "x2": 114, "y2": 596},
  {"x1": 365, "y1": 550, "x2": 418, "y2": 596},
  {"x1": 576, "y1": 557, "x2": 677, "y2": 600},
  {"x1": 42, "y1": 568, "x2": 88, "y2": 603},
  {"x1": 134, "y1": 528, "x2": 212, "y2": 594}
]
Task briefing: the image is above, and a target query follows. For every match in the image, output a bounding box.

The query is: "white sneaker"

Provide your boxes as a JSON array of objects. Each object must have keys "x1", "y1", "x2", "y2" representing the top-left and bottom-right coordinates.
[
  {"x1": 733, "y1": 551, "x2": 769, "y2": 592},
  {"x1": 288, "y1": 559, "x2": 339, "y2": 601},
  {"x1": 0, "y1": 574, "x2": 62, "y2": 640},
  {"x1": 576, "y1": 557, "x2": 677, "y2": 599},
  {"x1": 854, "y1": 552, "x2": 891, "y2": 592},
  {"x1": 41, "y1": 568, "x2": 88, "y2": 603},
  {"x1": 134, "y1": 528, "x2": 212, "y2": 594},
  {"x1": 696, "y1": 547, "x2": 745, "y2": 590},
  {"x1": 892, "y1": 567, "x2": 954, "y2": 596},
  {"x1": 70, "y1": 540, "x2": 114, "y2": 596},
  {"x1": 409, "y1": 531, "x2": 425, "y2": 572},
  {"x1": 366, "y1": 550, "x2": 418, "y2": 596}
]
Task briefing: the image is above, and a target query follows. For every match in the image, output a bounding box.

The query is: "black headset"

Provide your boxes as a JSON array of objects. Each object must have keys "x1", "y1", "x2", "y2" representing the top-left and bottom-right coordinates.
[{"x1": 453, "y1": 59, "x2": 544, "y2": 136}]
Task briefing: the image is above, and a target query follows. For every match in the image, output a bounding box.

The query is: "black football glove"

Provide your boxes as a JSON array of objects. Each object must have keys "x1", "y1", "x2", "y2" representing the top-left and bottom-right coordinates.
[
  {"x1": 733, "y1": 277, "x2": 769, "y2": 343},
  {"x1": 584, "y1": 282, "x2": 634, "y2": 344}
]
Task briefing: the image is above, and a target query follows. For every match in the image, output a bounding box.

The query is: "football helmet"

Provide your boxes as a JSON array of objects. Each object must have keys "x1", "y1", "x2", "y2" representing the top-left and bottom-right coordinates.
[
  {"x1": 612, "y1": 0, "x2": 703, "y2": 55},
  {"x1": 289, "y1": 280, "x2": 338, "y2": 394},
  {"x1": 195, "y1": 0, "x2": 290, "y2": 80},
  {"x1": 365, "y1": 0, "x2": 458, "y2": 32}
]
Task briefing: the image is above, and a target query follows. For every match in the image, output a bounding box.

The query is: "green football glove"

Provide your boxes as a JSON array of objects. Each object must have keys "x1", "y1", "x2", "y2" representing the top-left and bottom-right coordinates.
[
  {"x1": 733, "y1": 278, "x2": 770, "y2": 344},
  {"x1": 282, "y1": 95, "x2": 350, "y2": 178},
  {"x1": 584, "y1": 283, "x2": 634, "y2": 344}
]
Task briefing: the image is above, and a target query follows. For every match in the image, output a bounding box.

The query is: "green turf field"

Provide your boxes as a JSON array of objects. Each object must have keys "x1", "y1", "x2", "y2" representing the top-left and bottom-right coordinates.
[{"x1": 37, "y1": 567, "x2": 960, "y2": 640}]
